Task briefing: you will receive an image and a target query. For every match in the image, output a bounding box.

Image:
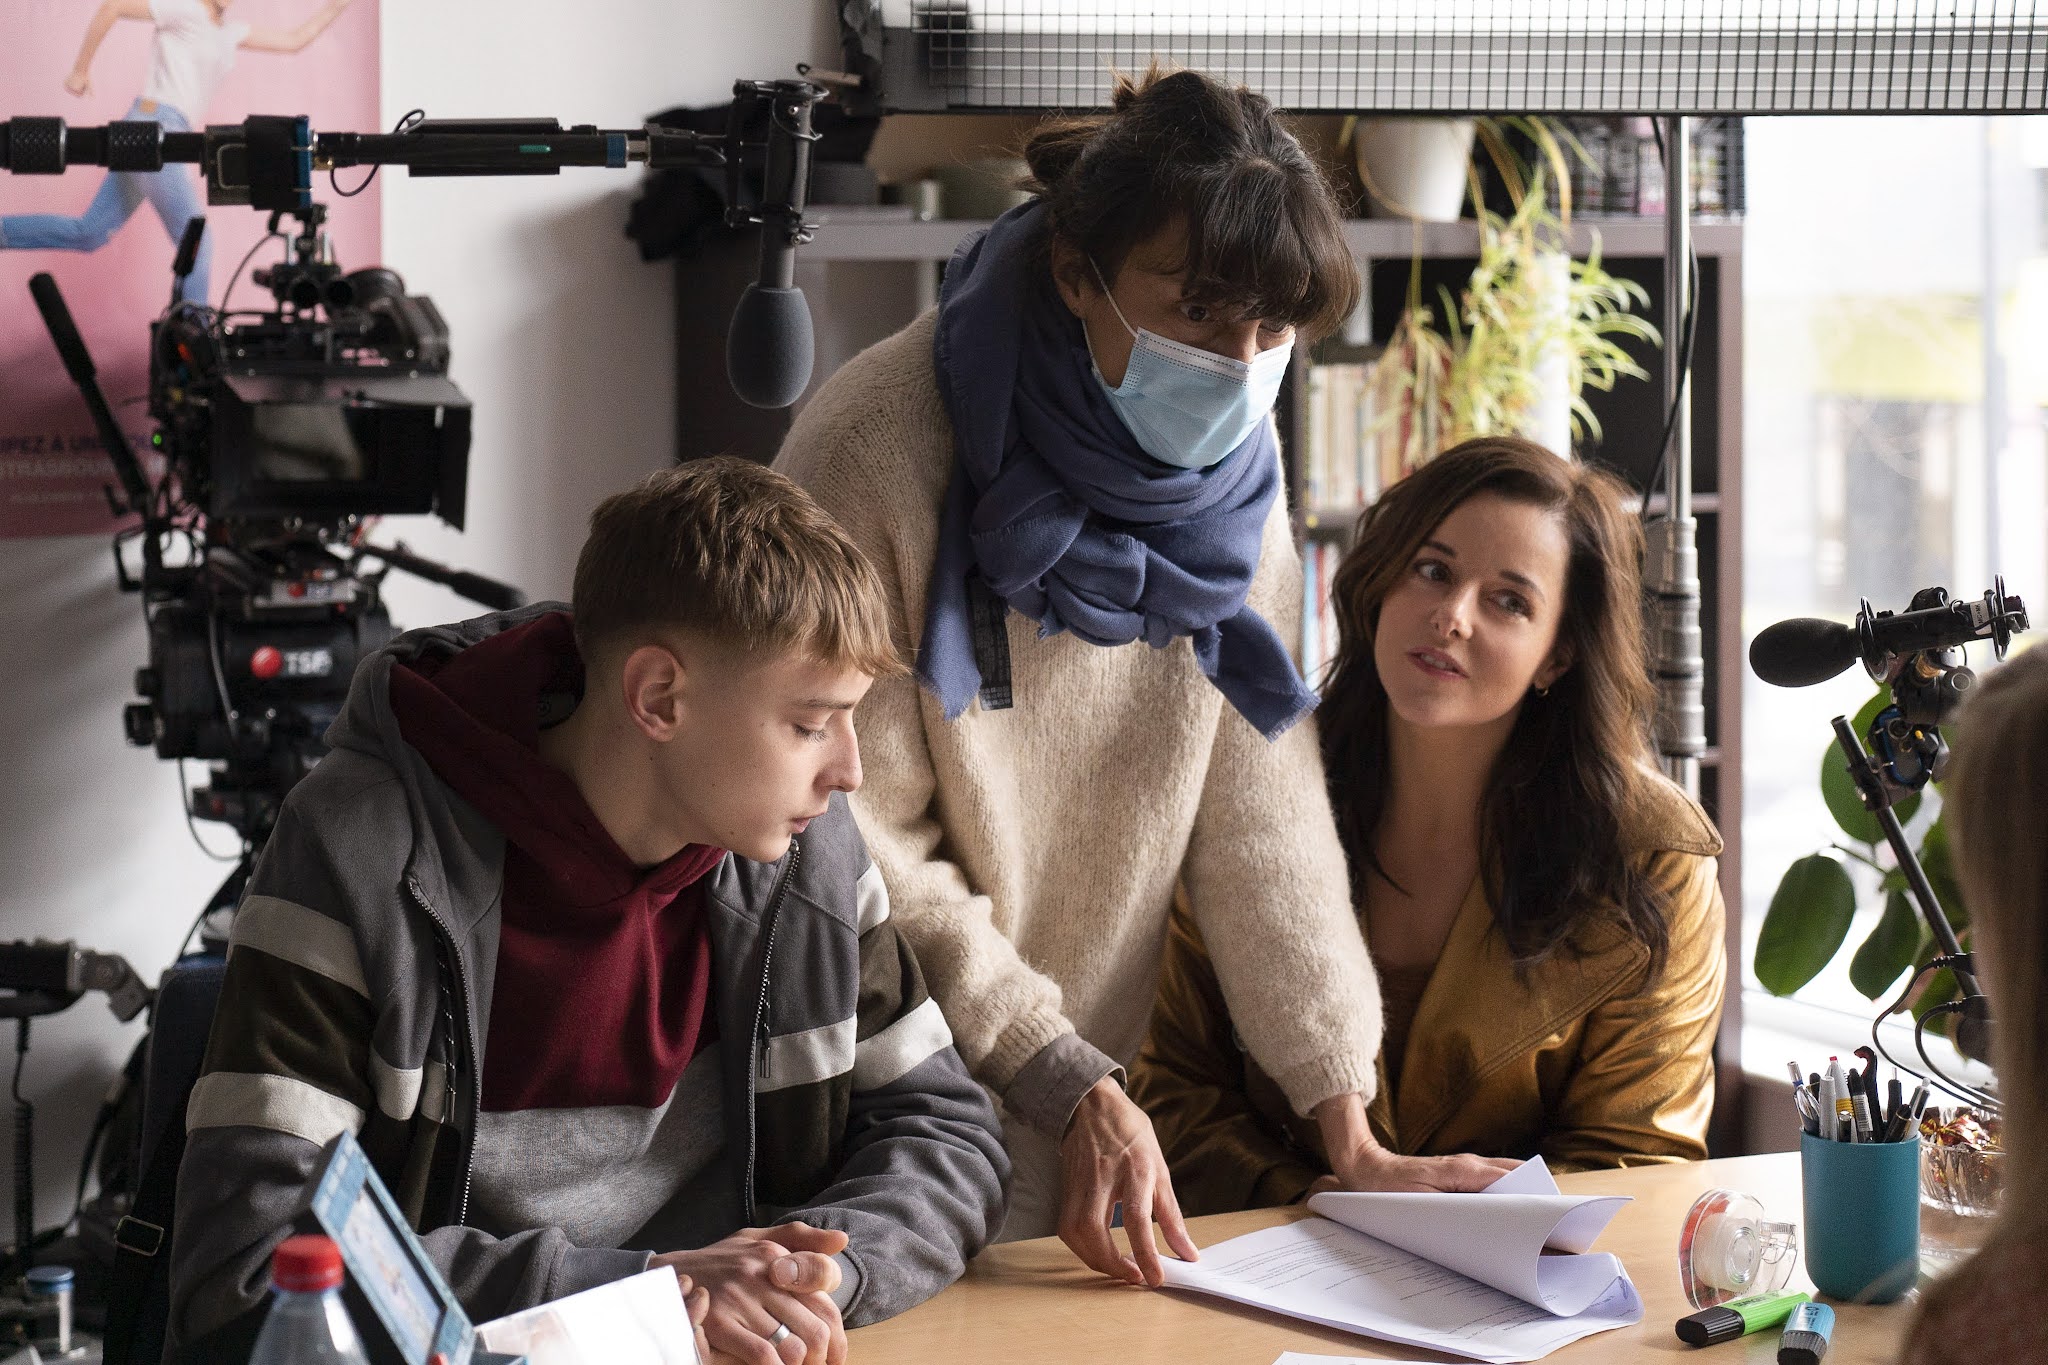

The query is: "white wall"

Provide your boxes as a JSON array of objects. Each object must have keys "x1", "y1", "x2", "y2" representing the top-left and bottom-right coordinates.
[
  {"x1": 374, "y1": 0, "x2": 838, "y2": 623},
  {"x1": 0, "y1": 0, "x2": 835, "y2": 1230}
]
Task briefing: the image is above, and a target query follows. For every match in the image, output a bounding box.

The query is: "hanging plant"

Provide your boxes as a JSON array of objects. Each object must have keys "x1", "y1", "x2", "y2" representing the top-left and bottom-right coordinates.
[{"x1": 1365, "y1": 117, "x2": 1661, "y2": 473}]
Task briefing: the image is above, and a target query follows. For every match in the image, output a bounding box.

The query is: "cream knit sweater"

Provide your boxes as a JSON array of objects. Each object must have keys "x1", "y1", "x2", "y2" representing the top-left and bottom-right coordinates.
[{"x1": 776, "y1": 310, "x2": 1382, "y2": 1229}]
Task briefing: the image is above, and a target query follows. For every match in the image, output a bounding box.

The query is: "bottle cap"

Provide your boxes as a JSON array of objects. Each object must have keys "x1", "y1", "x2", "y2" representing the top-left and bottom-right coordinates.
[
  {"x1": 24, "y1": 1264, "x2": 75, "y2": 1294},
  {"x1": 272, "y1": 1234, "x2": 345, "y2": 1292}
]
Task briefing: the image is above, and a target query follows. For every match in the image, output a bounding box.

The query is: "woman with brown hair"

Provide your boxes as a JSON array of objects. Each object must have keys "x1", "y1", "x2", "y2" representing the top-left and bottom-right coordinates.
[
  {"x1": 1132, "y1": 436, "x2": 1729, "y2": 1211},
  {"x1": 777, "y1": 66, "x2": 1507, "y2": 1288},
  {"x1": 1900, "y1": 645, "x2": 2048, "y2": 1364}
]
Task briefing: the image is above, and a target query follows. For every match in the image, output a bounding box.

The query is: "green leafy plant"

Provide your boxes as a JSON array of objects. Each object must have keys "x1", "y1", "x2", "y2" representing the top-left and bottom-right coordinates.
[
  {"x1": 1366, "y1": 117, "x2": 1661, "y2": 475},
  {"x1": 1754, "y1": 687, "x2": 1970, "y2": 1033}
]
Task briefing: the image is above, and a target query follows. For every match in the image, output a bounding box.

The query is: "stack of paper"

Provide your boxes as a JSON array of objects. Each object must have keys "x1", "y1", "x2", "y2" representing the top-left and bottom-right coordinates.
[{"x1": 1158, "y1": 1159, "x2": 1641, "y2": 1363}]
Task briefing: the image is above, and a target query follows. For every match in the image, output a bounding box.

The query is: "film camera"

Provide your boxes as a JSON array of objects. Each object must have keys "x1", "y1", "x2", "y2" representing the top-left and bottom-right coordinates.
[{"x1": 31, "y1": 207, "x2": 513, "y2": 855}]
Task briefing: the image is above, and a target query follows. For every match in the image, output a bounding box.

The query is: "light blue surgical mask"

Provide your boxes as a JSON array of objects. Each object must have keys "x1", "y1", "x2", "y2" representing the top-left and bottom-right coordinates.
[{"x1": 1085, "y1": 258, "x2": 1295, "y2": 470}]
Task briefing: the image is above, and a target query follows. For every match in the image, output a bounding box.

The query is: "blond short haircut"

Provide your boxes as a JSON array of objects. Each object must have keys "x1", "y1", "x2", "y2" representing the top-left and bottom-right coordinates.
[{"x1": 572, "y1": 457, "x2": 902, "y2": 677}]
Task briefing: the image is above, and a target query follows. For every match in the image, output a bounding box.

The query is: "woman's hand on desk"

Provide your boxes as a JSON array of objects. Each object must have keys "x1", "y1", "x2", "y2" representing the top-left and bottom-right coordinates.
[
  {"x1": 1313, "y1": 1093, "x2": 1520, "y2": 1193},
  {"x1": 1059, "y1": 1076, "x2": 1201, "y2": 1289},
  {"x1": 649, "y1": 1221, "x2": 849, "y2": 1365}
]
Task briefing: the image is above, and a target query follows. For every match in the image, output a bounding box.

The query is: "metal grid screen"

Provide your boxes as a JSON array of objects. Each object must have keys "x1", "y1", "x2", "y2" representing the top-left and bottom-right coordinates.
[{"x1": 859, "y1": 0, "x2": 2048, "y2": 112}]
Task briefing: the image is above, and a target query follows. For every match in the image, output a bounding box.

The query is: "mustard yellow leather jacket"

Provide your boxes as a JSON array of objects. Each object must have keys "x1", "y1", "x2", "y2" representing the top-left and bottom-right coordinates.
[{"x1": 1130, "y1": 777, "x2": 1726, "y2": 1215}]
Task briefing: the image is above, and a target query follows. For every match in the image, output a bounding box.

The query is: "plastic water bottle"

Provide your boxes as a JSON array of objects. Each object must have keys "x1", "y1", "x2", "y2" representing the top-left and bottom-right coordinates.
[{"x1": 248, "y1": 1234, "x2": 371, "y2": 1364}]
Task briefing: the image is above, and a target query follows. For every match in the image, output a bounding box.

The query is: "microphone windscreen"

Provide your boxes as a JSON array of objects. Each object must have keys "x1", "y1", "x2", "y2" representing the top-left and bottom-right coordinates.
[
  {"x1": 1749, "y1": 617, "x2": 1861, "y2": 687},
  {"x1": 727, "y1": 284, "x2": 815, "y2": 410}
]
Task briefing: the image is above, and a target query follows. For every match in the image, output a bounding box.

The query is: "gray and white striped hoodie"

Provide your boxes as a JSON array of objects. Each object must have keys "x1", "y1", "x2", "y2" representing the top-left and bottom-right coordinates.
[{"x1": 166, "y1": 604, "x2": 1010, "y2": 1359}]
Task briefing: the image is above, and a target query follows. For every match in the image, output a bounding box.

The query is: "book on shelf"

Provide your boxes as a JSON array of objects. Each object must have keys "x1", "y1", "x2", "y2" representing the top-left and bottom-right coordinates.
[
  {"x1": 1300, "y1": 540, "x2": 1342, "y2": 691},
  {"x1": 1292, "y1": 353, "x2": 1387, "y2": 518}
]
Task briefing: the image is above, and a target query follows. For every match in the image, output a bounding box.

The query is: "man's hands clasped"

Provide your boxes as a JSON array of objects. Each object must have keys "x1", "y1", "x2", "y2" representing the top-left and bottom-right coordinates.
[{"x1": 652, "y1": 1222, "x2": 850, "y2": 1365}]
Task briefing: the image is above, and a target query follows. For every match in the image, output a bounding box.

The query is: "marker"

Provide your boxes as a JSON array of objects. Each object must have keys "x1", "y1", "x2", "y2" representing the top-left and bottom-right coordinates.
[
  {"x1": 1850, "y1": 1074, "x2": 1874, "y2": 1143},
  {"x1": 1676, "y1": 1290, "x2": 1811, "y2": 1347},
  {"x1": 1778, "y1": 1300, "x2": 1835, "y2": 1364}
]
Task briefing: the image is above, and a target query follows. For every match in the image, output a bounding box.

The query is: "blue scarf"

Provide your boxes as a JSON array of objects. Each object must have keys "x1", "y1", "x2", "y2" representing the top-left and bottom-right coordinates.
[{"x1": 920, "y1": 201, "x2": 1317, "y2": 741}]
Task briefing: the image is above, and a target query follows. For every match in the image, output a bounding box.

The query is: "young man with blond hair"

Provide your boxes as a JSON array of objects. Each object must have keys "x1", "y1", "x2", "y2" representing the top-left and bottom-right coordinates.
[{"x1": 167, "y1": 458, "x2": 1008, "y2": 1365}]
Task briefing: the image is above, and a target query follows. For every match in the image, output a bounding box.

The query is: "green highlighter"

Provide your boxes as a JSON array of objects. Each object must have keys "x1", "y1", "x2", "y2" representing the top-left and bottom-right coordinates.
[{"x1": 1675, "y1": 1289, "x2": 1813, "y2": 1346}]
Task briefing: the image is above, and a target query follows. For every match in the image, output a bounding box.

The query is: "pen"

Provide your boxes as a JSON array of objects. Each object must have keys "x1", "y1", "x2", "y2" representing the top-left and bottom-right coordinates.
[
  {"x1": 1793, "y1": 1085, "x2": 1819, "y2": 1137},
  {"x1": 1887, "y1": 1077, "x2": 1904, "y2": 1129},
  {"x1": 1788, "y1": 1061, "x2": 1818, "y2": 1136},
  {"x1": 1885, "y1": 1081, "x2": 1929, "y2": 1143}
]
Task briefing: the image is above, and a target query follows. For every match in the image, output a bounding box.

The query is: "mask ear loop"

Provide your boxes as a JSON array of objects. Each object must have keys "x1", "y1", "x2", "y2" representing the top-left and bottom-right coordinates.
[{"x1": 1085, "y1": 256, "x2": 1141, "y2": 340}]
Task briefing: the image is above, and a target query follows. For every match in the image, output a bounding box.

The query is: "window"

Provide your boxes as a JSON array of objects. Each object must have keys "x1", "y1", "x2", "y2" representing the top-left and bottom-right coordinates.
[{"x1": 1740, "y1": 115, "x2": 2047, "y2": 1079}]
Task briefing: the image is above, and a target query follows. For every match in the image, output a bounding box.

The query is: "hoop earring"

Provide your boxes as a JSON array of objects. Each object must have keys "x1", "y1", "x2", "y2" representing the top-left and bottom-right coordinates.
[{"x1": 1534, "y1": 683, "x2": 1551, "y2": 698}]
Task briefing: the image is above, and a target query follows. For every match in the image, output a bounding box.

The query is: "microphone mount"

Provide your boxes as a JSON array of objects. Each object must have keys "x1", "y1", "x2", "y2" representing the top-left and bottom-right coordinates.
[{"x1": 1752, "y1": 581, "x2": 2029, "y2": 1077}]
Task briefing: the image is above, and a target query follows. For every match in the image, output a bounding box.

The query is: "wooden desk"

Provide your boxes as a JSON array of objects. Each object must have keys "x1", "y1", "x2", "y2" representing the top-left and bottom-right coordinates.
[{"x1": 851, "y1": 1154, "x2": 1987, "y2": 1365}]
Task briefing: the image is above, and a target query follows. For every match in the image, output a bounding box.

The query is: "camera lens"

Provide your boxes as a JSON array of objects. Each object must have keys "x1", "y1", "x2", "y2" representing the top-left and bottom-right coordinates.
[{"x1": 288, "y1": 276, "x2": 322, "y2": 311}]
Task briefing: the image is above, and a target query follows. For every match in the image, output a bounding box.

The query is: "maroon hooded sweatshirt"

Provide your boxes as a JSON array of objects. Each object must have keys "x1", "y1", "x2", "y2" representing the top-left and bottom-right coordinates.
[{"x1": 387, "y1": 611, "x2": 723, "y2": 1112}]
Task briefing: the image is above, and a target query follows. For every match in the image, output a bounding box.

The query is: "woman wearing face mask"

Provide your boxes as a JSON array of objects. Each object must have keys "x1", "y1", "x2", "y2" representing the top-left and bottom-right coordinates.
[
  {"x1": 1130, "y1": 437, "x2": 1729, "y2": 1211},
  {"x1": 775, "y1": 67, "x2": 1510, "y2": 1287}
]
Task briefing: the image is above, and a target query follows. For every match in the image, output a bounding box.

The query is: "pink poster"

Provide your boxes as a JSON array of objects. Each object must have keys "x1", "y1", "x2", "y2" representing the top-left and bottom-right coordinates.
[{"x1": 1, "y1": 0, "x2": 381, "y2": 538}]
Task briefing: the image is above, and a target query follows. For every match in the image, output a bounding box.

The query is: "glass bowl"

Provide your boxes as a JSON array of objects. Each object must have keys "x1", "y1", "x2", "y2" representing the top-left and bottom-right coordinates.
[{"x1": 1921, "y1": 1143, "x2": 2003, "y2": 1217}]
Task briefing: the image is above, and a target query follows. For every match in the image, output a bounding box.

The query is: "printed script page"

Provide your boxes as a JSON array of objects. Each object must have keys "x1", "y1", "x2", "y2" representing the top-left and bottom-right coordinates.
[{"x1": 1159, "y1": 1159, "x2": 1642, "y2": 1363}]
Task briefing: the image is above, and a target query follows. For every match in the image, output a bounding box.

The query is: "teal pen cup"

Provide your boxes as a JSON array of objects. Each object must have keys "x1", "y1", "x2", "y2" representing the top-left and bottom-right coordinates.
[{"x1": 1800, "y1": 1131, "x2": 1921, "y2": 1303}]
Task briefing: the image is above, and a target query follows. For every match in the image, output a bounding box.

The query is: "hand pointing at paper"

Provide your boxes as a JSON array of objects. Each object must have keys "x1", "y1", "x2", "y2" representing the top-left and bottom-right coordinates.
[{"x1": 1060, "y1": 1076, "x2": 1201, "y2": 1288}]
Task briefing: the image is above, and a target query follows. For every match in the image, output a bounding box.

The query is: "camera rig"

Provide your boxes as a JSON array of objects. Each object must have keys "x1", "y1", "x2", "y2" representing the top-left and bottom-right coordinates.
[{"x1": 8, "y1": 80, "x2": 826, "y2": 859}]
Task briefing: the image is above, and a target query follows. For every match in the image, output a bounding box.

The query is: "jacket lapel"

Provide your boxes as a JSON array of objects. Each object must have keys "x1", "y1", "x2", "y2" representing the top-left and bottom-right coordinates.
[{"x1": 1390, "y1": 878, "x2": 1649, "y2": 1155}]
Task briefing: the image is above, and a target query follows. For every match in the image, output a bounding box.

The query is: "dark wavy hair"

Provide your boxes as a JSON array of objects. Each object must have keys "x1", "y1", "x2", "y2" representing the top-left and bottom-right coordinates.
[
  {"x1": 1318, "y1": 436, "x2": 1670, "y2": 971},
  {"x1": 1019, "y1": 66, "x2": 1359, "y2": 341}
]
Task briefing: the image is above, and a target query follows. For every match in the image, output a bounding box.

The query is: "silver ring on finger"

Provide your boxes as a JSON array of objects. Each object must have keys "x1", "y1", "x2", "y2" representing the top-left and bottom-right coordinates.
[{"x1": 767, "y1": 1321, "x2": 793, "y2": 1346}]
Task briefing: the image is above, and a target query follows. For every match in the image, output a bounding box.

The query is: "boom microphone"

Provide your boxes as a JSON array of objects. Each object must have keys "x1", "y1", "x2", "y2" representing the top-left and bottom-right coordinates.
[
  {"x1": 1749, "y1": 617, "x2": 1862, "y2": 687},
  {"x1": 1751, "y1": 584, "x2": 2029, "y2": 688},
  {"x1": 725, "y1": 81, "x2": 819, "y2": 409}
]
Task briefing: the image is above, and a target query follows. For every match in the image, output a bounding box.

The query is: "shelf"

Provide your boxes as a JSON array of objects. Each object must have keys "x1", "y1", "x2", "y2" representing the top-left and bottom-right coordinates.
[{"x1": 798, "y1": 209, "x2": 1747, "y2": 265}]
